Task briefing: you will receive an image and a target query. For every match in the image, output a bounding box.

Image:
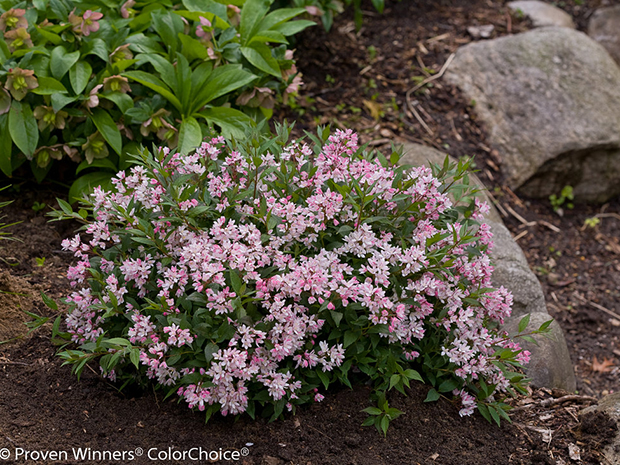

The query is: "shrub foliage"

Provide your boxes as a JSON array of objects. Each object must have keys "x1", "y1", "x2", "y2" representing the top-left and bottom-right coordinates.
[{"x1": 55, "y1": 126, "x2": 538, "y2": 427}]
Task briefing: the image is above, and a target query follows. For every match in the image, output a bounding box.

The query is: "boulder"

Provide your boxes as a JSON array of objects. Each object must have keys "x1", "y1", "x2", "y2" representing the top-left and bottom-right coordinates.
[
  {"x1": 580, "y1": 393, "x2": 620, "y2": 464},
  {"x1": 444, "y1": 27, "x2": 620, "y2": 203},
  {"x1": 588, "y1": 5, "x2": 620, "y2": 65},
  {"x1": 508, "y1": 1, "x2": 575, "y2": 29},
  {"x1": 503, "y1": 312, "x2": 576, "y2": 392},
  {"x1": 400, "y1": 143, "x2": 577, "y2": 391}
]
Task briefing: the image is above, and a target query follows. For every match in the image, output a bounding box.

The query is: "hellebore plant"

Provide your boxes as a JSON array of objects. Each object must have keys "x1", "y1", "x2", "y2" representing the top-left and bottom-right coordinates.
[{"x1": 54, "y1": 126, "x2": 545, "y2": 430}]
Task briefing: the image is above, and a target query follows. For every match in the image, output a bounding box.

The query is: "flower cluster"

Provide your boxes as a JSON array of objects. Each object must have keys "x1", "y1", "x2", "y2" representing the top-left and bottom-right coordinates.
[{"x1": 59, "y1": 128, "x2": 531, "y2": 422}]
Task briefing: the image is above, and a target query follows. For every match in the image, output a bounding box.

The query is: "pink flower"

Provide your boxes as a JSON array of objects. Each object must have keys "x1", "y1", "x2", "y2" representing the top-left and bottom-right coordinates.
[
  {"x1": 120, "y1": 0, "x2": 136, "y2": 19},
  {"x1": 81, "y1": 10, "x2": 103, "y2": 36},
  {"x1": 0, "y1": 9, "x2": 27, "y2": 32}
]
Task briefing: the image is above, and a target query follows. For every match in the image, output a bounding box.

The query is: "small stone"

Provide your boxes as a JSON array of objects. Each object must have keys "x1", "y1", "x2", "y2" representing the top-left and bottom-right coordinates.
[
  {"x1": 588, "y1": 5, "x2": 620, "y2": 65},
  {"x1": 508, "y1": 1, "x2": 575, "y2": 29},
  {"x1": 467, "y1": 25, "x2": 495, "y2": 39}
]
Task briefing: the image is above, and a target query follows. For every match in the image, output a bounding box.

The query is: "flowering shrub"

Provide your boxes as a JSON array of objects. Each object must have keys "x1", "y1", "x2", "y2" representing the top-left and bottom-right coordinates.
[
  {"x1": 0, "y1": 0, "x2": 313, "y2": 195},
  {"x1": 55, "y1": 126, "x2": 541, "y2": 429}
]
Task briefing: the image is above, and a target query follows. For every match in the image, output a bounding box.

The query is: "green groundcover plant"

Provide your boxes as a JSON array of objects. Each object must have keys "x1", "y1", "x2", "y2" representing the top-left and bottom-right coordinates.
[
  {"x1": 0, "y1": 0, "x2": 313, "y2": 196},
  {"x1": 52, "y1": 125, "x2": 549, "y2": 433}
]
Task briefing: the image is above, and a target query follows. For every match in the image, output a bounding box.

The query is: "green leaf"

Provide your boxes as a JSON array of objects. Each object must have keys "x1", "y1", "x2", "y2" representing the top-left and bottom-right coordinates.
[
  {"x1": 70, "y1": 61, "x2": 92, "y2": 95},
  {"x1": 438, "y1": 378, "x2": 458, "y2": 393},
  {"x1": 179, "y1": 34, "x2": 210, "y2": 61},
  {"x1": 389, "y1": 374, "x2": 400, "y2": 391},
  {"x1": 82, "y1": 38, "x2": 109, "y2": 62},
  {"x1": 50, "y1": 94, "x2": 77, "y2": 113},
  {"x1": 518, "y1": 314, "x2": 530, "y2": 334},
  {"x1": 477, "y1": 403, "x2": 492, "y2": 422},
  {"x1": 69, "y1": 172, "x2": 114, "y2": 204},
  {"x1": 101, "y1": 92, "x2": 134, "y2": 114},
  {"x1": 241, "y1": 43, "x2": 280, "y2": 77},
  {"x1": 123, "y1": 71, "x2": 182, "y2": 111},
  {"x1": 258, "y1": 7, "x2": 306, "y2": 31},
  {"x1": 330, "y1": 310, "x2": 343, "y2": 326},
  {"x1": 36, "y1": 25, "x2": 62, "y2": 45},
  {"x1": 271, "y1": 20, "x2": 315, "y2": 36},
  {"x1": 91, "y1": 109, "x2": 122, "y2": 155},
  {"x1": 151, "y1": 10, "x2": 184, "y2": 53},
  {"x1": 30, "y1": 76, "x2": 68, "y2": 95},
  {"x1": 8, "y1": 101, "x2": 38, "y2": 159},
  {"x1": 424, "y1": 388, "x2": 440, "y2": 402},
  {"x1": 196, "y1": 107, "x2": 253, "y2": 139},
  {"x1": 403, "y1": 369, "x2": 423, "y2": 382},
  {"x1": 343, "y1": 330, "x2": 358, "y2": 348},
  {"x1": 0, "y1": 115, "x2": 12, "y2": 177},
  {"x1": 126, "y1": 33, "x2": 165, "y2": 54},
  {"x1": 75, "y1": 157, "x2": 118, "y2": 175},
  {"x1": 316, "y1": 369, "x2": 329, "y2": 390},
  {"x1": 488, "y1": 405, "x2": 501, "y2": 426},
  {"x1": 181, "y1": 0, "x2": 227, "y2": 18},
  {"x1": 40, "y1": 292, "x2": 58, "y2": 311},
  {"x1": 130, "y1": 348, "x2": 140, "y2": 369},
  {"x1": 240, "y1": 0, "x2": 272, "y2": 42},
  {"x1": 361, "y1": 406, "x2": 382, "y2": 416},
  {"x1": 204, "y1": 342, "x2": 219, "y2": 362},
  {"x1": 136, "y1": 53, "x2": 177, "y2": 92},
  {"x1": 178, "y1": 117, "x2": 203, "y2": 156},
  {"x1": 248, "y1": 31, "x2": 287, "y2": 45},
  {"x1": 50, "y1": 46, "x2": 80, "y2": 80},
  {"x1": 192, "y1": 65, "x2": 256, "y2": 111},
  {"x1": 0, "y1": 39, "x2": 10, "y2": 62},
  {"x1": 371, "y1": 0, "x2": 384, "y2": 13}
]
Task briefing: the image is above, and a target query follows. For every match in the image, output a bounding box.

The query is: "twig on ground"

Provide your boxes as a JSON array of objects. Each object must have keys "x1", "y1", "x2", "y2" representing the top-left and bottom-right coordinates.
[
  {"x1": 539, "y1": 220, "x2": 561, "y2": 233},
  {"x1": 513, "y1": 230, "x2": 529, "y2": 241},
  {"x1": 405, "y1": 53, "x2": 455, "y2": 97},
  {"x1": 505, "y1": 204, "x2": 536, "y2": 227},
  {"x1": 406, "y1": 103, "x2": 434, "y2": 136},
  {"x1": 484, "y1": 190, "x2": 508, "y2": 218},
  {"x1": 511, "y1": 395, "x2": 598, "y2": 412},
  {"x1": 574, "y1": 293, "x2": 620, "y2": 320},
  {"x1": 596, "y1": 213, "x2": 620, "y2": 221}
]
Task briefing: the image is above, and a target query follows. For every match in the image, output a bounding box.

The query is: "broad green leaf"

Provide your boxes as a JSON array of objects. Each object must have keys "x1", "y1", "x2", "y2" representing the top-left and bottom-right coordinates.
[
  {"x1": 518, "y1": 314, "x2": 530, "y2": 334},
  {"x1": 8, "y1": 101, "x2": 38, "y2": 159},
  {"x1": 69, "y1": 172, "x2": 114, "y2": 203},
  {"x1": 272, "y1": 20, "x2": 315, "y2": 36},
  {"x1": 343, "y1": 330, "x2": 357, "y2": 348},
  {"x1": 175, "y1": 53, "x2": 192, "y2": 112},
  {"x1": 258, "y1": 7, "x2": 305, "y2": 31},
  {"x1": 40, "y1": 292, "x2": 58, "y2": 311},
  {"x1": 179, "y1": 34, "x2": 210, "y2": 61},
  {"x1": 30, "y1": 76, "x2": 68, "y2": 95},
  {"x1": 135, "y1": 53, "x2": 177, "y2": 91},
  {"x1": 101, "y1": 92, "x2": 134, "y2": 114},
  {"x1": 75, "y1": 157, "x2": 118, "y2": 175},
  {"x1": 123, "y1": 71, "x2": 182, "y2": 111},
  {"x1": 50, "y1": 46, "x2": 80, "y2": 80},
  {"x1": 191, "y1": 65, "x2": 256, "y2": 111},
  {"x1": 438, "y1": 378, "x2": 458, "y2": 393},
  {"x1": 371, "y1": 0, "x2": 384, "y2": 13},
  {"x1": 70, "y1": 61, "x2": 92, "y2": 95},
  {"x1": 0, "y1": 115, "x2": 13, "y2": 177},
  {"x1": 151, "y1": 11, "x2": 184, "y2": 54},
  {"x1": 178, "y1": 117, "x2": 203, "y2": 156},
  {"x1": 361, "y1": 406, "x2": 382, "y2": 415},
  {"x1": 51, "y1": 93, "x2": 77, "y2": 113},
  {"x1": 90, "y1": 108, "x2": 122, "y2": 155},
  {"x1": 196, "y1": 107, "x2": 253, "y2": 139},
  {"x1": 181, "y1": 0, "x2": 227, "y2": 17},
  {"x1": 81, "y1": 38, "x2": 109, "y2": 62},
  {"x1": 190, "y1": 62, "x2": 213, "y2": 102},
  {"x1": 241, "y1": 43, "x2": 280, "y2": 77},
  {"x1": 240, "y1": 0, "x2": 272, "y2": 42},
  {"x1": 248, "y1": 31, "x2": 287, "y2": 45},
  {"x1": 36, "y1": 26, "x2": 63, "y2": 45},
  {"x1": 424, "y1": 388, "x2": 440, "y2": 402},
  {"x1": 0, "y1": 39, "x2": 10, "y2": 62},
  {"x1": 126, "y1": 34, "x2": 166, "y2": 54}
]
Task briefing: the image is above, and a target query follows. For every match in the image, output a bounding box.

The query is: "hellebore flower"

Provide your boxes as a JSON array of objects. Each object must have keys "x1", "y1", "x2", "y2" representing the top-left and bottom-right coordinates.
[
  {"x1": 81, "y1": 10, "x2": 103, "y2": 36},
  {"x1": 120, "y1": 0, "x2": 136, "y2": 19},
  {"x1": 68, "y1": 9, "x2": 83, "y2": 32},
  {"x1": 103, "y1": 75, "x2": 131, "y2": 93},
  {"x1": 82, "y1": 132, "x2": 109, "y2": 164},
  {"x1": 109, "y1": 44, "x2": 133, "y2": 63},
  {"x1": 227, "y1": 5, "x2": 241, "y2": 27},
  {"x1": 4, "y1": 27, "x2": 33, "y2": 52},
  {"x1": 0, "y1": 9, "x2": 27, "y2": 32},
  {"x1": 33, "y1": 105, "x2": 68, "y2": 131},
  {"x1": 140, "y1": 108, "x2": 172, "y2": 138},
  {"x1": 34, "y1": 145, "x2": 65, "y2": 168},
  {"x1": 4, "y1": 68, "x2": 38, "y2": 101},
  {"x1": 86, "y1": 84, "x2": 103, "y2": 108},
  {"x1": 236, "y1": 87, "x2": 275, "y2": 109},
  {"x1": 195, "y1": 16, "x2": 213, "y2": 41}
]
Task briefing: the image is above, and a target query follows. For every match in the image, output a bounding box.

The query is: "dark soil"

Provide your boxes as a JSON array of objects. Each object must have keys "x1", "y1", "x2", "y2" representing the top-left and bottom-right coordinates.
[{"x1": 1, "y1": 0, "x2": 619, "y2": 464}]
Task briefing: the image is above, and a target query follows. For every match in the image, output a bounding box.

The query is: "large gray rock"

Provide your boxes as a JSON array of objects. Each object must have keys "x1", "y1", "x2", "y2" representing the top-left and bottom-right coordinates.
[
  {"x1": 588, "y1": 5, "x2": 620, "y2": 65},
  {"x1": 508, "y1": 1, "x2": 575, "y2": 29},
  {"x1": 444, "y1": 27, "x2": 620, "y2": 203},
  {"x1": 400, "y1": 143, "x2": 576, "y2": 391},
  {"x1": 581, "y1": 393, "x2": 620, "y2": 464},
  {"x1": 503, "y1": 312, "x2": 576, "y2": 391}
]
